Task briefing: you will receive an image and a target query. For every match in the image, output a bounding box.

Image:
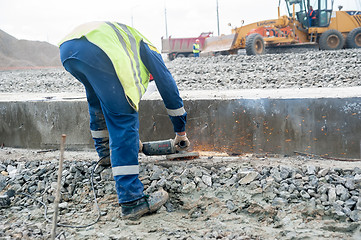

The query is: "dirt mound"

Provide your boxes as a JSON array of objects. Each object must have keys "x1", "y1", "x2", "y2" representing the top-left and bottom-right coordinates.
[{"x1": 0, "y1": 29, "x2": 61, "y2": 69}]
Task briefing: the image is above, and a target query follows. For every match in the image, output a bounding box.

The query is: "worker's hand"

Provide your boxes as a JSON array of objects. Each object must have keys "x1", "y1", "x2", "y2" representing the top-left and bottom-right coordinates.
[
  {"x1": 174, "y1": 132, "x2": 190, "y2": 151},
  {"x1": 139, "y1": 140, "x2": 143, "y2": 153}
]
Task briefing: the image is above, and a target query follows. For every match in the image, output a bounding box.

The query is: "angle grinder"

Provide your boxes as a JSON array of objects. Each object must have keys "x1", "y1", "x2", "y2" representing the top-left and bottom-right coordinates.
[{"x1": 141, "y1": 139, "x2": 199, "y2": 160}]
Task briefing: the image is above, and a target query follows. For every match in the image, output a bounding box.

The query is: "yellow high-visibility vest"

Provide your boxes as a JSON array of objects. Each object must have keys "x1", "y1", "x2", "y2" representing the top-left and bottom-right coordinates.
[
  {"x1": 193, "y1": 43, "x2": 200, "y2": 53},
  {"x1": 59, "y1": 21, "x2": 155, "y2": 111}
]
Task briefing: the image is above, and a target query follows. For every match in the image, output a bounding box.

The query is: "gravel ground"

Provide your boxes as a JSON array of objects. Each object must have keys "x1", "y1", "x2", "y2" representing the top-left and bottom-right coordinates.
[
  {"x1": 170, "y1": 49, "x2": 361, "y2": 90},
  {"x1": 1, "y1": 49, "x2": 361, "y2": 239},
  {"x1": 0, "y1": 148, "x2": 360, "y2": 239},
  {"x1": 0, "y1": 49, "x2": 360, "y2": 93}
]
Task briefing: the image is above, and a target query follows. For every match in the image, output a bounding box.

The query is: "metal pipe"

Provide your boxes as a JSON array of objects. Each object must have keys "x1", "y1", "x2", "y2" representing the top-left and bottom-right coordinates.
[{"x1": 164, "y1": 2, "x2": 168, "y2": 38}]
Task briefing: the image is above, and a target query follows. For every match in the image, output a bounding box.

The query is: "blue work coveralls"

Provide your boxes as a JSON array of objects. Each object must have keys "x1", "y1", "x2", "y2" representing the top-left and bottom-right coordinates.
[{"x1": 59, "y1": 34, "x2": 186, "y2": 204}]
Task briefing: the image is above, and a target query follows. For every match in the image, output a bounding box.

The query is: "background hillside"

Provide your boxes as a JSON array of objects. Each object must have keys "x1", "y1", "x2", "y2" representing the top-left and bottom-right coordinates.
[{"x1": 0, "y1": 29, "x2": 61, "y2": 69}]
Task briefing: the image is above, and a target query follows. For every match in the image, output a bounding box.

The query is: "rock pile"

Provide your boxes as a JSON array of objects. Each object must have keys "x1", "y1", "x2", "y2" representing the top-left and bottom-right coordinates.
[
  {"x1": 0, "y1": 49, "x2": 360, "y2": 93},
  {"x1": 0, "y1": 153, "x2": 360, "y2": 239},
  {"x1": 0, "y1": 69, "x2": 80, "y2": 93},
  {"x1": 168, "y1": 49, "x2": 361, "y2": 90}
]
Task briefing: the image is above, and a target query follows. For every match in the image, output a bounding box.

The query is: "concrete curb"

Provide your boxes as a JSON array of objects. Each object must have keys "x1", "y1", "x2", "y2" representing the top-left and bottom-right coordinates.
[{"x1": 1, "y1": 88, "x2": 361, "y2": 159}]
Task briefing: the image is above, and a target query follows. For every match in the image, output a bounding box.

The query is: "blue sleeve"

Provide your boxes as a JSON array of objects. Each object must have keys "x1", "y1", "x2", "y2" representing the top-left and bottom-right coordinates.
[{"x1": 139, "y1": 40, "x2": 187, "y2": 132}]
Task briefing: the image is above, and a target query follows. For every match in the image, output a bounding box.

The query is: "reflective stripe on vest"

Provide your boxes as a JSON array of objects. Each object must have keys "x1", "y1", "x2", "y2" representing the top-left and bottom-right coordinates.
[
  {"x1": 58, "y1": 21, "x2": 152, "y2": 111},
  {"x1": 309, "y1": 10, "x2": 316, "y2": 19},
  {"x1": 106, "y1": 22, "x2": 144, "y2": 101}
]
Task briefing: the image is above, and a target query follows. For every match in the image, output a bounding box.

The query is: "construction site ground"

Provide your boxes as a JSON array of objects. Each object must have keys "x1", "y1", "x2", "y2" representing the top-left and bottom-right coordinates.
[
  {"x1": 0, "y1": 147, "x2": 360, "y2": 240},
  {"x1": 1, "y1": 49, "x2": 361, "y2": 239}
]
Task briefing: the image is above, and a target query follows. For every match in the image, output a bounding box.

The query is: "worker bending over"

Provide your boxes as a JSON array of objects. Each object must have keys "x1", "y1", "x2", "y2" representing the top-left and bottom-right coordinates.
[{"x1": 59, "y1": 21, "x2": 190, "y2": 220}]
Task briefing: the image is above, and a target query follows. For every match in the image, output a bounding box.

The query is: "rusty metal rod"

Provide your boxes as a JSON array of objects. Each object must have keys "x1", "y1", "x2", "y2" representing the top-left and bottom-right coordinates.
[{"x1": 51, "y1": 134, "x2": 66, "y2": 240}]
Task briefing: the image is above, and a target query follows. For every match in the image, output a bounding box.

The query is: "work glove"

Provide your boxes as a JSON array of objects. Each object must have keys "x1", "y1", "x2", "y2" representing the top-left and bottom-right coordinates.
[
  {"x1": 139, "y1": 140, "x2": 143, "y2": 153},
  {"x1": 174, "y1": 133, "x2": 190, "y2": 151}
]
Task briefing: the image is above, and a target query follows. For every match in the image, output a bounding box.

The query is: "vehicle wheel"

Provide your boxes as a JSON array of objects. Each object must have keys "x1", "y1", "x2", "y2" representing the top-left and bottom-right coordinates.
[
  {"x1": 188, "y1": 53, "x2": 194, "y2": 57},
  {"x1": 319, "y1": 29, "x2": 344, "y2": 50},
  {"x1": 168, "y1": 54, "x2": 175, "y2": 61},
  {"x1": 246, "y1": 33, "x2": 265, "y2": 55},
  {"x1": 176, "y1": 54, "x2": 185, "y2": 58},
  {"x1": 346, "y1": 27, "x2": 361, "y2": 48}
]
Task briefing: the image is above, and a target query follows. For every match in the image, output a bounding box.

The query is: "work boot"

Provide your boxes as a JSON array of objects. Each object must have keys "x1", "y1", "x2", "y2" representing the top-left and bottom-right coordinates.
[
  {"x1": 121, "y1": 190, "x2": 169, "y2": 220},
  {"x1": 94, "y1": 156, "x2": 111, "y2": 174},
  {"x1": 98, "y1": 156, "x2": 111, "y2": 167}
]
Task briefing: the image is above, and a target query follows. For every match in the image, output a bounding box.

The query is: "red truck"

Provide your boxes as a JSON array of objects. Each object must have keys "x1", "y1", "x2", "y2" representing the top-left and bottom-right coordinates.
[{"x1": 161, "y1": 32, "x2": 213, "y2": 61}]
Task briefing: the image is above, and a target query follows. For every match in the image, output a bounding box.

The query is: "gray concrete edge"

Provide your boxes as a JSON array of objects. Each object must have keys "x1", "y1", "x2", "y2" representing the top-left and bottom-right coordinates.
[{"x1": 1, "y1": 87, "x2": 361, "y2": 159}]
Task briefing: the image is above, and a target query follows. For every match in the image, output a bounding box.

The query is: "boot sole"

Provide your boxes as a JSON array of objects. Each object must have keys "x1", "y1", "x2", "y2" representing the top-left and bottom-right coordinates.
[{"x1": 122, "y1": 190, "x2": 169, "y2": 220}]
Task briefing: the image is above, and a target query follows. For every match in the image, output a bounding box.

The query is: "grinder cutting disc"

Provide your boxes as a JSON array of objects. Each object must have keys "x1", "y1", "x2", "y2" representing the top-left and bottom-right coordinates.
[{"x1": 166, "y1": 151, "x2": 200, "y2": 161}]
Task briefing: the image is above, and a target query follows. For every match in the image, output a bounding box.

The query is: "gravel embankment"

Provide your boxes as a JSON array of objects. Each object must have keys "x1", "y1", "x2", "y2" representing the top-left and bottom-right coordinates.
[
  {"x1": 0, "y1": 49, "x2": 360, "y2": 93},
  {"x1": 169, "y1": 49, "x2": 361, "y2": 90}
]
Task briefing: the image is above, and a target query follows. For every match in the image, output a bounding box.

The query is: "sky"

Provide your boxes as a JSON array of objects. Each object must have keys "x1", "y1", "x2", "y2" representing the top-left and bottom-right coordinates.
[{"x1": 1, "y1": 0, "x2": 360, "y2": 50}]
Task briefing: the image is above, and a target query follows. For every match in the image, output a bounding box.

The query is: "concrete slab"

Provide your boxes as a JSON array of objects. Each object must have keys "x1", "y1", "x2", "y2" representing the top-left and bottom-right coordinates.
[{"x1": 1, "y1": 87, "x2": 361, "y2": 159}]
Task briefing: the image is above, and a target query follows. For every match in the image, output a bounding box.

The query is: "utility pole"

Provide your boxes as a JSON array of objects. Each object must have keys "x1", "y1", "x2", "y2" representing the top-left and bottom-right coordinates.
[
  {"x1": 131, "y1": 4, "x2": 139, "y2": 27},
  {"x1": 216, "y1": 0, "x2": 220, "y2": 36},
  {"x1": 131, "y1": 11, "x2": 134, "y2": 27},
  {"x1": 164, "y1": 1, "x2": 168, "y2": 38}
]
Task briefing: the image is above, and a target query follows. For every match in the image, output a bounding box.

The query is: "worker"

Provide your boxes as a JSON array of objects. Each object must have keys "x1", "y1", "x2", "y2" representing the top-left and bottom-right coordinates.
[
  {"x1": 308, "y1": 6, "x2": 317, "y2": 27},
  {"x1": 193, "y1": 39, "x2": 200, "y2": 57},
  {"x1": 58, "y1": 21, "x2": 190, "y2": 220}
]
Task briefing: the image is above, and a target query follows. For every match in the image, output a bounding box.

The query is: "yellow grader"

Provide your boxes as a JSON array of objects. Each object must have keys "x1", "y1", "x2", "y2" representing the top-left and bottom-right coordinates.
[{"x1": 202, "y1": 0, "x2": 361, "y2": 56}]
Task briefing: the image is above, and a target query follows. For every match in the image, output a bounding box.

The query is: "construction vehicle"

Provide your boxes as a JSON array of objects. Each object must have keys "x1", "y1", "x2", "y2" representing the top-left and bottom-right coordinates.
[
  {"x1": 161, "y1": 32, "x2": 212, "y2": 60},
  {"x1": 202, "y1": 0, "x2": 361, "y2": 56}
]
